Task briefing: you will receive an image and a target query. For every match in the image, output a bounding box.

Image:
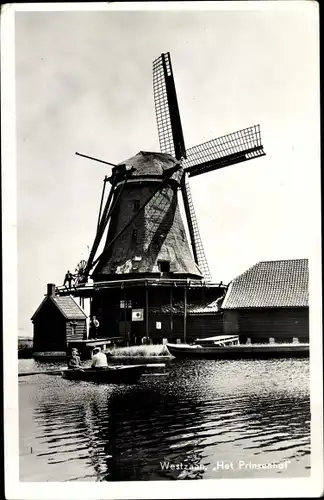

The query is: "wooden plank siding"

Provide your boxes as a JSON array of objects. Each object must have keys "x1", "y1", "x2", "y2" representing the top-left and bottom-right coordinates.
[
  {"x1": 223, "y1": 308, "x2": 309, "y2": 343},
  {"x1": 145, "y1": 312, "x2": 223, "y2": 343},
  {"x1": 66, "y1": 320, "x2": 87, "y2": 343},
  {"x1": 187, "y1": 314, "x2": 223, "y2": 342}
]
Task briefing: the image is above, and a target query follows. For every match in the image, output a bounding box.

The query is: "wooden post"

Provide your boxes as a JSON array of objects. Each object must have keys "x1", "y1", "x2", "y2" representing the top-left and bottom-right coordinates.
[
  {"x1": 123, "y1": 285, "x2": 128, "y2": 344},
  {"x1": 170, "y1": 286, "x2": 173, "y2": 339},
  {"x1": 184, "y1": 284, "x2": 187, "y2": 344},
  {"x1": 145, "y1": 283, "x2": 149, "y2": 342},
  {"x1": 123, "y1": 286, "x2": 126, "y2": 321}
]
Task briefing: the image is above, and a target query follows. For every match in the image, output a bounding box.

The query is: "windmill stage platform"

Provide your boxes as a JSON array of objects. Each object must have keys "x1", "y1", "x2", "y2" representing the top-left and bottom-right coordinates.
[{"x1": 56, "y1": 277, "x2": 226, "y2": 296}]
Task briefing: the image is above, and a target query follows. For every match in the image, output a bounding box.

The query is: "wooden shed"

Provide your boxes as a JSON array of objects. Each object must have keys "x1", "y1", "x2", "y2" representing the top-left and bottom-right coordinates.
[
  {"x1": 31, "y1": 283, "x2": 87, "y2": 357},
  {"x1": 221, "y1": 259, "x2": 309, "y2": 343},
  {"x1": 147, "y1": 293, "x2": 225, "y2": 344}
]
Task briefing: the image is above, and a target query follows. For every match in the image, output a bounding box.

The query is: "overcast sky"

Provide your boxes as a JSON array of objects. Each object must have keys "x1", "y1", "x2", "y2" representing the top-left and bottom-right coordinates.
[{"x1": 14, "y1": 3, "x2": 320, "y2": 336}]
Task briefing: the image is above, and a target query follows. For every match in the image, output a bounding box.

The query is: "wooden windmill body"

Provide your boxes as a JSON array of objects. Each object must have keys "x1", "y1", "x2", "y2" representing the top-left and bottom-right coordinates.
[
  {"x1": 92, "y1": 152, "x2": 202, "y2": 281},
  {"x1": 70, "y1": 52, "x2": 265, "y2": 343}
]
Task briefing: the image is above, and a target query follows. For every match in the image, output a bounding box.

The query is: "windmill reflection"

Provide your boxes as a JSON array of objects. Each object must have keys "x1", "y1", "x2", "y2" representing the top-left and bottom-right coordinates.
[{"x1": 32, "y1": 360, "x2": 310, "y2": 481}]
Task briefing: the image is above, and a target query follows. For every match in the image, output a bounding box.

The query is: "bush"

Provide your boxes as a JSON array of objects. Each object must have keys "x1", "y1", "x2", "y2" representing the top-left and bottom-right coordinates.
[{"x1": 109, "y1": 344, "x2": 171, "y2": 357}]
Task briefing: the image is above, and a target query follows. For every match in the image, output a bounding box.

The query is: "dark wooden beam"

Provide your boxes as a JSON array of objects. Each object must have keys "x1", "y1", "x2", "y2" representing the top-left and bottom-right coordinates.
[{"x1": 145, "y1": 284, "x2": 149, "y2": 342}]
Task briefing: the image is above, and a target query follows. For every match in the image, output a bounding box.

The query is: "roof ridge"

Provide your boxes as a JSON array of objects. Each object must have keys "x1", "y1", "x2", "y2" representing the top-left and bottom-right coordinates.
[{"x1": 257, "y1": 258, "x2": 308, "y2": 264}]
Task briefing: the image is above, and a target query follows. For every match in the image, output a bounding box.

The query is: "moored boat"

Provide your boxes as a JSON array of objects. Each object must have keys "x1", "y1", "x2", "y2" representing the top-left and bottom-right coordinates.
[
  {"x1": 62, "y1": 365, "x2": 145, "y2": 384},
  {"x1": 166, "y1": 336, "x2": 309, "y2": 359}
]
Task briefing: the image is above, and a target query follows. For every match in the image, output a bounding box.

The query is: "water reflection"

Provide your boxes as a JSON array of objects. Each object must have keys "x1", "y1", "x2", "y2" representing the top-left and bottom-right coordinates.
[{"x1": 19, "y1": 359, "x2": 310, "y2": 481}]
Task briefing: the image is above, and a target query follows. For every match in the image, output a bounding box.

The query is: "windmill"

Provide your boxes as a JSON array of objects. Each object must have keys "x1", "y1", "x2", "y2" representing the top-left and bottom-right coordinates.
[{"x1": 75, "y1": 52, "x2": 265, "y2": 286}]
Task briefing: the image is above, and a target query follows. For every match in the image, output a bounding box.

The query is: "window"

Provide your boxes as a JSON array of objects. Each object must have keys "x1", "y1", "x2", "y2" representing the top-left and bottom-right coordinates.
[
  {"x1": 158, "y1": 260, "x2": 170, "y2": 273},
  {"x1": 70, "y1": 322, "x2": 77, "y2": 335},
  {"x1": 133, "y1": 200, "x2": 140, "y2": 212},
  {"x1": 120, "y1": 300, "x2": 132, "y2": 309}
]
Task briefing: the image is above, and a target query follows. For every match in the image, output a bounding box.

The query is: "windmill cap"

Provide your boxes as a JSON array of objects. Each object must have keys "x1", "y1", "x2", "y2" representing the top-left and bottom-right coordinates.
[{"x1": 118, "y1": 151, "x2": 180, "y2": 178}]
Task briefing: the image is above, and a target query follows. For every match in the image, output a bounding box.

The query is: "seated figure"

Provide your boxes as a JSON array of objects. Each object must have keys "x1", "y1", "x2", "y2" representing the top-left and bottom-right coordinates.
[
  {"x1": 91, "y1": 347, "x2": 108, "y2": 369},
  {"x1": 67, "y1": 348, "x2": 82, "y2": 369}
]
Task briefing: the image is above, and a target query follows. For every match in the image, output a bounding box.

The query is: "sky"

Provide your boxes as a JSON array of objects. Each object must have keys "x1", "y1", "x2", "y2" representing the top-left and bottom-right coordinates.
[{"x1": 13, "y1": 3, "x2": 320, "y2": 337}]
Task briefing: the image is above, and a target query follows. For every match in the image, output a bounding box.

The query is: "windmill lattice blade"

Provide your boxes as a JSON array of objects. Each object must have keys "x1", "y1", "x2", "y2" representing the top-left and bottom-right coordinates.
[
  {"x1": 182, "y1": 176, "x2": 212, "y2": 281},
  {"x1": 153, "y1": 53, "x2": 186, "y2": 160},
  {"x1": 183, "y1": 124, "x2": 265, "y2": 177}
]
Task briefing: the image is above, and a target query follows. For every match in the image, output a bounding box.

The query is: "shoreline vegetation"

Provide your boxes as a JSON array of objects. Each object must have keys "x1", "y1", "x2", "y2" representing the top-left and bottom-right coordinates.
[
  {"x1": 18, "y1": 337, "x2": 33, "y2": 358},
  {"x1": 17, "y1": 339, "x2": 173, "y2": 360},
  {"x1": 107, "y1": 344, "x2": 172, "y2": 358}
]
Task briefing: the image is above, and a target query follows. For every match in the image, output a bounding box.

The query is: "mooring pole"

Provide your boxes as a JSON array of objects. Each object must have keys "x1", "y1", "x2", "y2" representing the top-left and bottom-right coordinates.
[
  {"x1": 184, "y1": 283, "x2": 187, "y2": 344},
  {"x1": 145, "y1": 283, "x2": 149, "y2": 342},
  {"x1": 123, "y1": 284, "x2": 128, "y2": 344}
]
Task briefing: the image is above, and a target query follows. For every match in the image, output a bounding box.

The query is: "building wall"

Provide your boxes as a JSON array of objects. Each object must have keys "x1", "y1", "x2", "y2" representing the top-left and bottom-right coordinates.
[
  {"x1": 187, "y1": 314, "x2": 223, "y2": 342},
  {"x1": 223, "y1": 307, "x2": 309, "y2": 342},
  {"x1": 147, "y1": 313, "x2": 223, "y2": 343},
  {"x1": 33, "y1": 299, "x2": 67, "y2": 351},
  {"x1": 92, "y1": 285, "x2": 225, "y2": 343},
  {"x1": 66, "y1": 319, "x2": 87, "y2": 343}
]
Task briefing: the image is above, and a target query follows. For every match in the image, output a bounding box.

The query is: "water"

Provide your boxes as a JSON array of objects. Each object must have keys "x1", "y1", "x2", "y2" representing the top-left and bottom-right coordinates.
[{"x1": 19, "y1": 358, "x2": 310, "y2": 481}]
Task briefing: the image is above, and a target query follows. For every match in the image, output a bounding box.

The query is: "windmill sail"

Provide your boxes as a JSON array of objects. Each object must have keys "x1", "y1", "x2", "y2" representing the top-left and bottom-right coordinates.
[
  {"x1": 181, "y1": 174, "x2": 212, "y2": 281},
  {"x1": 153, "y1": 52, "x2": 186, "y2": 160},
  {"x1": 183, "y1": 124, "x2": 265, "y2": 177}
]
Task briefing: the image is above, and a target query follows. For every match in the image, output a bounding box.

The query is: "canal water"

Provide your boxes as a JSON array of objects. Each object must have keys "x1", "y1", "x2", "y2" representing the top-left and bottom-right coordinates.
[{"x1": 19, "y1": 358, "x2": 310, "y2": 481}]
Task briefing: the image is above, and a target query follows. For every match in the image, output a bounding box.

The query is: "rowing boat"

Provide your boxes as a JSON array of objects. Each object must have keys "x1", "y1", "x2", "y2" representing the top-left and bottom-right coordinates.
[{"x1": 61, "y1": 365, "x2": 145, "y2": 384}]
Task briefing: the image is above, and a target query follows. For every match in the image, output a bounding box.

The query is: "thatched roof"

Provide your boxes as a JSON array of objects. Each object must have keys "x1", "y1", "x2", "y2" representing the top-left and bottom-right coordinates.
[
  {"x1": 93, "y1": 150, "x2": 202, "y2": 279},
  {"x1": 222, "y1": 259, "x2": 308, "y2": 309},
  {"x1": 119, "y1": 151, "x2": 178, "y2": 177},
  {"x1": 118, "y1": 151, "x2": 183, "y2": 184}
]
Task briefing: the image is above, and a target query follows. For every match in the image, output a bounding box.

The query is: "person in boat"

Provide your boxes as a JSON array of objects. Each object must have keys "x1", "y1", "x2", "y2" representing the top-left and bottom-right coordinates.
[
  {"x1": 91, "y1": 346, "x2": 108, "y2": 369},
  {"x1": 67, "y1": 348, "x2": 82, "y2": 369}
]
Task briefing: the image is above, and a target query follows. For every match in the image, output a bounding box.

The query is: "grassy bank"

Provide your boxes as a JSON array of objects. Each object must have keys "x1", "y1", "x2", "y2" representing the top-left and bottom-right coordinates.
[
  {"x1": 18, "y1": 338, "x2": 33, "y2": 359},
  {"x1": 18, "y1": 349, "x2": 33, "y2": 359},
  {"x1": 108, "y1": 344, "x2": 171, "y2": 357}
]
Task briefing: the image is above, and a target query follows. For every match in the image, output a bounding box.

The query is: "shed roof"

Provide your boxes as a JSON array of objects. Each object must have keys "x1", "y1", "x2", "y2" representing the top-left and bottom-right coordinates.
[
  {"x1": 221, "y1": 259, "x2": 308, "y2": 309},
  {"x1": 31, "y1": 295, "x2": 87, "y2": 320},
  {"x1": 53, "y1": 295, "x2": 87, "y2": 319},
  {"x1": 149, "y1": 296, "x2": 224, "y2": 315}
]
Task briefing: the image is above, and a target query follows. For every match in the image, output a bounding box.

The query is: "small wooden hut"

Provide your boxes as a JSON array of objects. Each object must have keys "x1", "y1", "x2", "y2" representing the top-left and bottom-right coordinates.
[{"x1": 31, "y1": 283, "x2": 87, "y2": 357}]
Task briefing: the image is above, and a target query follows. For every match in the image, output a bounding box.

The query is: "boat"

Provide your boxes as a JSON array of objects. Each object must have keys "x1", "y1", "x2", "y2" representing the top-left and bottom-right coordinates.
[
  {"x1": 61, "y1": 365, "x2": 145, "y2": 384},
  {"x1": 166, "y1": 335, "x2": 309, "y2": 359}
]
